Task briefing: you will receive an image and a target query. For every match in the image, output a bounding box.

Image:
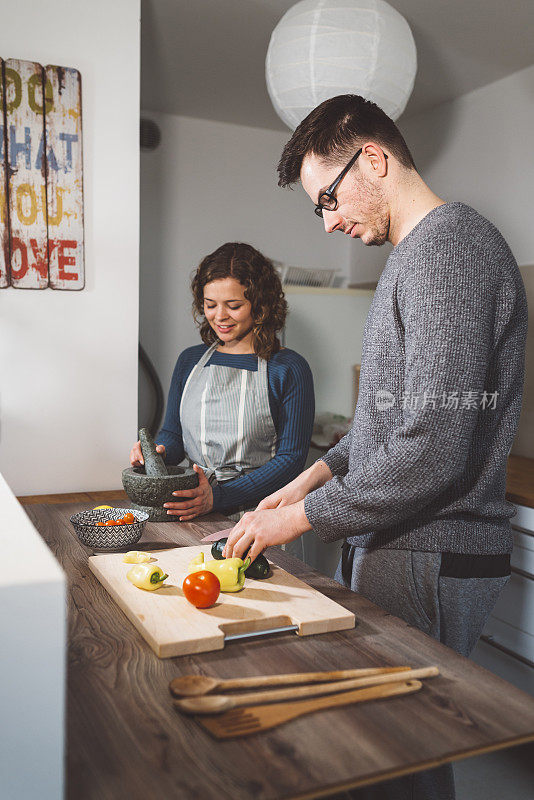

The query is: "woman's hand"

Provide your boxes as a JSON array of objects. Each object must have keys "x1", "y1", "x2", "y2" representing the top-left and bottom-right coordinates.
[
  {"x1": 163, "y1": 464, "x2": 213, "y2": 521},
  {"x1": 223, "y1": 502, "x2": 311, "y2": 563},
  {"x1": 130, "y1": 440, "x2": 165, "y2": 467},
  {"x1": 256, "y1": 460, "x2": 333, "y2": 511}
]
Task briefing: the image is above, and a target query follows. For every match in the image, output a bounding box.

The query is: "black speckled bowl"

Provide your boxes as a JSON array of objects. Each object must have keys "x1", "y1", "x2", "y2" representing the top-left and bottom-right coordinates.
[{"x1": 121, "y1": 465, "x2": 199, "y2": 521}]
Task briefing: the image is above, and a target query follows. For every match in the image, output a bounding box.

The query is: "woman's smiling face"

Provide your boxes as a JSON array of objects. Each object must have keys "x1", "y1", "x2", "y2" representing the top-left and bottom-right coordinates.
[{"x1": 203, "y1": 277, "x2": 254, "y2": 346}]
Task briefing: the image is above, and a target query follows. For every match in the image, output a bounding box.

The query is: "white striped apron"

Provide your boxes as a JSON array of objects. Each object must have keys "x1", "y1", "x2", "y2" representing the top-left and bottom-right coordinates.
[{"x1": 180, "y1": 343, "x2": 277, "y2": 519}]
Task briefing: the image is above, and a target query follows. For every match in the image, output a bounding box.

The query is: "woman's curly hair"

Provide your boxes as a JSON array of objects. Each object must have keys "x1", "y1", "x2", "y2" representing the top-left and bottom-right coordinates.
[{"x1": 191, "y1": 242, "x2": 287, "y2": 360}]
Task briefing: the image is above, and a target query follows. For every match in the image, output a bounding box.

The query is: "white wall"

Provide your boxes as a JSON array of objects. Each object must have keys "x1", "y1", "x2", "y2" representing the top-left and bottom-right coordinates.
[
  {"x1": 0, "y1": 0, "x2": 140, "y2": 495},
  {"x1": 284, "y1": 286, "x2": 373, "y2": 417},
  {"x1": 139, "y1": 111, "x2": 351, "y2": 413},
  {"x1": 348, "y1": 63, "x2": 534, "y2": 286},
  {"x1": 402, "y1": 63, "x2": 534, "y2": 266},
  {"x1": 0, "y1": 472, "x2": 66, "y2": 799}
]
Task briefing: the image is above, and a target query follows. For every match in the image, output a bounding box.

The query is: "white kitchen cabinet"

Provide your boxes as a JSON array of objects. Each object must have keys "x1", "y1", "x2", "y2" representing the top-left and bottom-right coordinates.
[
  {"x1": 0, "y1": 473, "x2": 66, "y2": 799},
  {"x1": 479, "y1": 503, "x2": 534, "y2": 688}
]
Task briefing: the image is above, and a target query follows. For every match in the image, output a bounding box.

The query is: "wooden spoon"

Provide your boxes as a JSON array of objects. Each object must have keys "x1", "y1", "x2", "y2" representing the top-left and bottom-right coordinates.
[
  {"x1": 174, "y1": 666, "x2": 439, "y2": 715},
  {"x1": 169, "y1": 665, "x2": 409, "y2": 698}
]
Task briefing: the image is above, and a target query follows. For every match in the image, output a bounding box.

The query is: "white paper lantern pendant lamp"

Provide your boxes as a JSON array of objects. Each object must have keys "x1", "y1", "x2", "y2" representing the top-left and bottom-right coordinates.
[{"x1": 266, "y1": 0, "x2": 417, "y2": 130}]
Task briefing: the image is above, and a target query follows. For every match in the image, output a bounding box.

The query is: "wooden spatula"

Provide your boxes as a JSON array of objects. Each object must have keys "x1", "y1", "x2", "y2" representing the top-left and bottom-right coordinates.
[{"x1": 199, "y1": 679, "x2": 422, "y2": 739}]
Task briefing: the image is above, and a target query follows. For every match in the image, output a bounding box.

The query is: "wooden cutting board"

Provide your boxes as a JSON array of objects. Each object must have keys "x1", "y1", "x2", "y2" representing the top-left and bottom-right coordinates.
[{"x1": 89, "y1": 545, "x2": 355, "y2": 658}]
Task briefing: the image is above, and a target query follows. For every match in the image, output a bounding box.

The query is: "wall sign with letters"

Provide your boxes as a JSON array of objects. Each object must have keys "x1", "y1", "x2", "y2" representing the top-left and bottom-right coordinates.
[{"x1": 0, "y1": 58, "x2": 84, "y2": 290}]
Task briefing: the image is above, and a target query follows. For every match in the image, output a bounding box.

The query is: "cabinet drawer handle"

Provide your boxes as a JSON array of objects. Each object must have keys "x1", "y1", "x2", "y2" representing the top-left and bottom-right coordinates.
[
  {"x1": 480, "y1": 634, "x2": 534, "y2": 670},
  {"x1": 511, "y1": 565, "x2": 534, "y2": 582},
  {"x1": 512, "y1": 525, "x2": 534, "y2": 540}
]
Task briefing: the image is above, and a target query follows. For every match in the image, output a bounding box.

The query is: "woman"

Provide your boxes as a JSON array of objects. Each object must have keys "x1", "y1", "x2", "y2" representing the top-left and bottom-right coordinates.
[{"x1": 130, "y1": 242, "x2": 314, "y2": 521}]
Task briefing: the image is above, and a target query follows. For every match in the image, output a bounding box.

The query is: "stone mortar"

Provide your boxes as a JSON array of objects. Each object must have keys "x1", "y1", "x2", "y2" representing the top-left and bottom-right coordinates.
[{"x1": 121, "y1": 465, "x2": 199, "y2": 522}]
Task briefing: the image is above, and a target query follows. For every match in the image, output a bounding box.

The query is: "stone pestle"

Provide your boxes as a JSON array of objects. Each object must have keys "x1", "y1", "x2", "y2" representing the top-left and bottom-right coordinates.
[
  {"x1": 139, "y1": 427, "x2": 168, "y2": 476},
  {"x1": 122, "y1": 428, "x2": 198, "y2": 521}
]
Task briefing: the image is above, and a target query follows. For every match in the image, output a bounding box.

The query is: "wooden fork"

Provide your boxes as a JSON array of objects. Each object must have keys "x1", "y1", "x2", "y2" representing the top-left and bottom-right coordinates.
[{"x1": 199, "y1": 679, "x2": 422, "y2": 739}]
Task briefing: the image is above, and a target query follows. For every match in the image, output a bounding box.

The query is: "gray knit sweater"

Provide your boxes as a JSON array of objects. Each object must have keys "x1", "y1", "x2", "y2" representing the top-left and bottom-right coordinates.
[{"x1": 304, "y1": 202, "x2": 528, "y2": 554}]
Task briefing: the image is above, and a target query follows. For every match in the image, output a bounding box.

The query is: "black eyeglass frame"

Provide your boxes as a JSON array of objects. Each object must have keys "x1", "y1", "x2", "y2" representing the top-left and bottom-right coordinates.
[{"x1": 314, "y1": 147, "x2": 363, "y2": 218}]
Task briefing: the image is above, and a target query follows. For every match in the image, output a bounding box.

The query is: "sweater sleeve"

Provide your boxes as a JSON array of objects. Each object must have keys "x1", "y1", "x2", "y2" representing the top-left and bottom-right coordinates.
[
  {"x1": 305, "y1": 239, "x2": 496, "y2": 542},
  {"x1": 319, "y1": 429, "x2": 353, "y2": 476},
  {"x1": 155, "y1": 349, "x2": 198, "y2": 465},
  {"x1": 211, "y1": 355, "x2": 315, "y2": 514}
]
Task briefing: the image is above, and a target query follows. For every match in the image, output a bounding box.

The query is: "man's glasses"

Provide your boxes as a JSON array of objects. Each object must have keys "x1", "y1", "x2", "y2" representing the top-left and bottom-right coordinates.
[{"x1": 314, "y1": 148, "x2": 363, "y2": 218}]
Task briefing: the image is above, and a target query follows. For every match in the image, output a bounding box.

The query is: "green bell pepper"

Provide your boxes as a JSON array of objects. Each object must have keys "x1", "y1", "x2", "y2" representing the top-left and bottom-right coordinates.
[
  {"x1": 245, "y1": 554, "x2": 270, "y2": 580},
  {"x1": 211, "y1": 538, "x2": 270, "y2": 579}
]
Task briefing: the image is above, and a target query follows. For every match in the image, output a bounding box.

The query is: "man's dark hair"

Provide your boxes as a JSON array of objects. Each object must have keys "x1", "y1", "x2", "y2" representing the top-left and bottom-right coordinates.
[{"x1": 277, "y1": 94, "x2": 416, "y2": 187}]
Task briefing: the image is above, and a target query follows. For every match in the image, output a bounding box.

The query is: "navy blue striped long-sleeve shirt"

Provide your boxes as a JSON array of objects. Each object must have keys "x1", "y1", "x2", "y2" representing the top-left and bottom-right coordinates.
[{"x1": 156, "y1": 344, "x2": 315, "y2": 515}]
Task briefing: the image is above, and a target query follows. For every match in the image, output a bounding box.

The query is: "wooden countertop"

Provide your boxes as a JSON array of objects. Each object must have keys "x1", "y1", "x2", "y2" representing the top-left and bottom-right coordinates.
[
  {"x1": 506, "y1": 454, "x2": 534, "y2": 509},
  {"x1": 25, "y1": 501, "x2": 534, "y2": 800}
]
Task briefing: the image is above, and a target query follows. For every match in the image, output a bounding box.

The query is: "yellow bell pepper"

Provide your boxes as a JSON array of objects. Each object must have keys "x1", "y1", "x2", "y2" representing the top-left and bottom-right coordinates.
[
  {"x1": 127, "y1": 563, "x2": 168, "y2": 591},
  {"x1": 123, "y1": 551, "x2": 151, "y2": 564},
  {"x1": 188, "y1": 556, "x2": 250, "y2": 592},
  {"x1": 188, "y1": 552, "x2": 205, "y2": 571}
]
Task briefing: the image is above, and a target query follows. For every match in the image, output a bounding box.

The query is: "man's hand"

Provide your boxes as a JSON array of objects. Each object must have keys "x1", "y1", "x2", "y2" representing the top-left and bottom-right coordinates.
[
  {"x1": 163, "y1": 464, "x2": 213, "y2": 521},
  {"x1": 223, "y1": 502, "x2": 312, "y2": 563},
  {"x1": 256, "y1": 460, "x2": 333, "y2": 511}
]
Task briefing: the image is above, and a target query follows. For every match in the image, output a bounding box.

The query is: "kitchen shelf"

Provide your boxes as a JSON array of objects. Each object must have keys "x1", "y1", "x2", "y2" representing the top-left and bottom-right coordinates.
[{"x1": 282, "y1": 285, "x2": 375, "y2": 297}]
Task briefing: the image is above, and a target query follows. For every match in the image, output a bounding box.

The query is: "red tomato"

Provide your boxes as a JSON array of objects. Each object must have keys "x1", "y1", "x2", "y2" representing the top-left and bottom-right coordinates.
[
  {"x1": 123, "y1": 512, "x2": 135, "y2": 524},
  {"x1": 182, "y1": 571, "x2": 220, "y2": 609}
]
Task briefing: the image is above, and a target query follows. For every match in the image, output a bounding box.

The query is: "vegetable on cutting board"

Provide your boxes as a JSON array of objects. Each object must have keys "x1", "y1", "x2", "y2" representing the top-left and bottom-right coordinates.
[
  {"x1": 182, "y1": 571, "x2": 220, "y2": 608},
  {"x1": 127, "y1": 563, "x2": 168, "y2": 591},
  {"x1": 188, "y1": 552, "x2": 250, "y2": 592},
  {"x1": 244, "y1": 554, "x2": 270, "y2": 580},
  {"x1": 123, "y1": 551, "x2": 151, "y2": 564},
  {"x1": 210, "y1": 538, "x2": 270, "y2": 579}
]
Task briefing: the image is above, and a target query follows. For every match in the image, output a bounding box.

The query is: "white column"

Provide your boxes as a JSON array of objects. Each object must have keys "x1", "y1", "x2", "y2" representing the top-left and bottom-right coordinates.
[{"x1": 0, "y1": 473, "x2": 66, "y2": 800}]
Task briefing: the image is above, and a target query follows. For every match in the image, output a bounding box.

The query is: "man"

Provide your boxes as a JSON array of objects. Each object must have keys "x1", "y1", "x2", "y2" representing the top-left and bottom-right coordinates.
[{"x1": 224, "y1": 95, "x2": 527, "y2": 799}]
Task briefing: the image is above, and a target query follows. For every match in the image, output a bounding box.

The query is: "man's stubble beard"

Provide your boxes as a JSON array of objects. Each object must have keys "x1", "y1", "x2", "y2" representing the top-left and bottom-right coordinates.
[{"x1": 352, "y1": 174, "x2": 390, "y2": 247}]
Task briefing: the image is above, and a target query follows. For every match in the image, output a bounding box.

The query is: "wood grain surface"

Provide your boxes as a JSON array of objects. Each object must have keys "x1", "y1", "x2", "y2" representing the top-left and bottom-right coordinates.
[
  {"x1": 25, "y1": 502, "x2": 534, "y2": 800},
  {"x1": 506, "y1": 454, "x2": 534, "y2": 508},
  {"x1": 17, "y1": 489, "x2": 129, "y2": 505}
]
